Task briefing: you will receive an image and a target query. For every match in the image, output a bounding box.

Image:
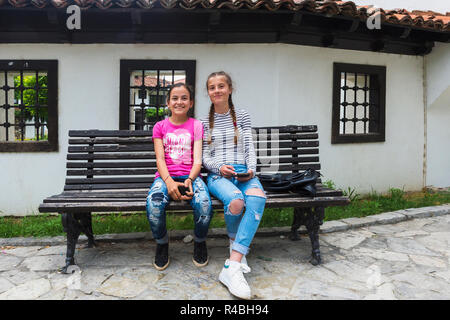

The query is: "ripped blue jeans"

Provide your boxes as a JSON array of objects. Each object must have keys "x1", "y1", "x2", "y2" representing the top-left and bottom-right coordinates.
[
  {"x1": 207, "y1": 164, "x2": 266, "y2": 255},
  {"x1": 146, "y1": 176, "x2": 213, "y2": 244}
]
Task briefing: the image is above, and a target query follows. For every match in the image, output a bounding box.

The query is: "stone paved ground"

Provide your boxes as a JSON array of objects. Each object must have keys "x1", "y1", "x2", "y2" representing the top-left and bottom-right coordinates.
[{"x1": 0, "y1": 206, "x2": 450, "y2": 300}]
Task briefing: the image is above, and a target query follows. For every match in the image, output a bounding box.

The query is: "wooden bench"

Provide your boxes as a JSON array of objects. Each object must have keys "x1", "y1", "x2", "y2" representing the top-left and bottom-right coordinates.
[{"x1": 39, "y1": 125, "x2": 350, "y2": 273}]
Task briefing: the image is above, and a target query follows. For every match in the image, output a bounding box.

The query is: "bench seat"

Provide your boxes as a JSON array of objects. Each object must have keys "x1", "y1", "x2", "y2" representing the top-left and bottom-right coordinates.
[{"x1": 40, "y1": 188, "x2": 348, "y2": 212}]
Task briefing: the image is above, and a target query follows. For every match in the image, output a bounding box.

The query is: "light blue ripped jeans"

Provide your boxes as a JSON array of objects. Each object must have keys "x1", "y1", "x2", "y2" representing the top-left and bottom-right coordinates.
[
  {"x1": 207, "y1": 164, "x2": 266, "y2": 255},
  {"x1": 146, "y1": 176, "x2": 213, "y2": 244}
]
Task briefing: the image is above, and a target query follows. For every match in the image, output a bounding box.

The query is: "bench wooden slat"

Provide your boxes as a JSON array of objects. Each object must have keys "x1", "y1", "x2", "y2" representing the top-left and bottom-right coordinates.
[
  {"x1": 255, "y1": 134, "x2": 318, "y2": 141},
  {"x1": 68, "y1": 144, "x2": 154, "y2": 153},
  {"x1": 67, "y1": 153, "x2": 155, "y2": 160},
  {"x1": 257, "y1": 156, "x2": 319, "y2": 164},
  {"x1": 67, "y1": 133, "x2": 318, "y2": 145},
  {"x1": 256, "y1": 148, "x2": 318, "y2": 156},
  {"x1": 67, "y1": 141, "x2": 318, "y2": 153},
  {"x1": 66, "y1": 157, "x2": 320, "y2": 169},
  {"x1": 69, "y1": 130, "x2": 153, "y2": 137},
  {"x1": 66, "y1": 164, "x2": 321, "y2": 177},
  {"x1": 65, "y1": 177, "x2": 323, "y2": 189},
  {"x1": 254, "y1": 133, "x2": 318, "y2": 140},
  {"x1": 65, "y1": 176, "x2": 157, "y2": 183},
  {"x1": 253, "y1": 125, "x2": 317, "y2": 133},
  {"x1": 44, "y1": 187, "x2": 343, "y2": 201},
  {"x1": 258, "y1": 141, "x2": 320, "y2": 148},
  {"x1": 258, "y1": 164, "x2": 320, "y2": 171},
  {"x1": 67, "y1": 161, "x2": 157, "y2": 169},
  {"x1": 66, "y1": 169, "x2": 159, "y2": 176},
  {"x1": 44, "y1": 198, "x2": 147, "y2": 203},
  {"x1": 44, "y1": 193, "x2": 344, "y2": 203},
  {"x1": 67, "y1": 126, "x2": 317, "y2": 138},
  {"x1": 39, "y1": 196, "x2": 349, "y2": 213},
  {"x1": 68, "y1": 137, "x2": 153, "y2": 144},
  {"x1": 64, "y1": 183, "x2": 153, "y2": 191},
  {"x1": 67, "y1": 149, "x2": 319, "y2": 161}
]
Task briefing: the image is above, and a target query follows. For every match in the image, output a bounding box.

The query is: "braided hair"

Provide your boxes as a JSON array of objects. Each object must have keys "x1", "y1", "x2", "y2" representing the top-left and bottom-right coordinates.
[{"x1": 206, "y1": 71, "x2": 238, "y2": 145}]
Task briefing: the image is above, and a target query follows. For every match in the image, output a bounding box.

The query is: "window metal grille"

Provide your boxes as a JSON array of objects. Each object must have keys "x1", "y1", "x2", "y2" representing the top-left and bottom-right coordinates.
[
  {"x1": 332, "y1": 63, "x2": 386, "y2": 144},
  {"x1": 120, "y1": 60, "x2": 196, "y2": 130},
  {"x1": 0, "y1": 60, "x2": 58, "y2": 152}
]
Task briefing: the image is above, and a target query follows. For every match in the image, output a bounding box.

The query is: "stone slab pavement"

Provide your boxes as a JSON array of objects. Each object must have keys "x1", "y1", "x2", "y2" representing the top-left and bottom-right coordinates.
[{"x1": 0, "y1": 204, "x2": 449, "y2": 300}]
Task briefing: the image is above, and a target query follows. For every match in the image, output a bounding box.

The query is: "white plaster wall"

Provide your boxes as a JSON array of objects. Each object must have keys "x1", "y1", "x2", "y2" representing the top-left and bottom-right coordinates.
[
  {"x1": 275, "y1": 44, "x2": 424, "y2": 194},
  {"x1": 351, "y1": 0, "x2": 449, "y2": 13},
  {"x1": 426, "y1": 42, "x2": 450, "y2": 188},
  {"x1": 0, "y1": 43, "x2": 424, "y2": 215}
]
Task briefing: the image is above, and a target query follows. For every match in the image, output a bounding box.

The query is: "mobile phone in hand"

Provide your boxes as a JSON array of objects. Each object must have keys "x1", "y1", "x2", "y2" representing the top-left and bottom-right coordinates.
[
  {"x1": 236, "y1": 172, "x2": 250, "y2": 178},
  {"x1": 178, "y1": 185, "x2": 189, "y2": 196}
]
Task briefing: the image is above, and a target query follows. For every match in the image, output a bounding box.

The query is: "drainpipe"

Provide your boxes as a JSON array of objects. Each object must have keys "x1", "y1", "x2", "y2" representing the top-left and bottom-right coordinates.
[{"x1": 422, "y1": 56, "x2": 428, "y2": 191}]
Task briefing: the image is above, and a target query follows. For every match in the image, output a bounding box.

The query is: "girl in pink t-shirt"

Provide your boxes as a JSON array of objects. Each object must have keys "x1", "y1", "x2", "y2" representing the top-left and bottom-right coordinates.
[{"x1": 146, "y1": 83, "x2": 212, "y2": 271}]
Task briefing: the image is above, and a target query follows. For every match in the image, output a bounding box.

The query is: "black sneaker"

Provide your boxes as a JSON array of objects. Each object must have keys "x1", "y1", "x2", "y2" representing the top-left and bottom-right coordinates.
[
  {"x1": 192, "y1": 241, "x2": 209, "y2": 267},
  {"x1": 154, "y1": 243, "x2": 169, "y2": 271}
]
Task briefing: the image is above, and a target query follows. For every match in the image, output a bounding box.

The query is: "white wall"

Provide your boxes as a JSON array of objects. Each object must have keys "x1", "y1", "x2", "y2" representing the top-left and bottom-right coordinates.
[
  {"x1": 0, "y1": 43, "x2": 425, "y2": 215},
  {"x1": 274, "y1": 44, "x2": 424, "y2": 194},
  {"x1": 351, "y1": 0, "x2": 449, "y2": 13},
  {"x1": 426, "y1": 42, "x2": 450, "y2": 188}
]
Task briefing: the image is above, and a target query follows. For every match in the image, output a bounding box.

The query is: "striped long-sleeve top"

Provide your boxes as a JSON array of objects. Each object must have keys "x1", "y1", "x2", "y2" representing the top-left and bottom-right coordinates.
[{"x1": 201, "y1": 108, "x2": 257, "y2": 175}]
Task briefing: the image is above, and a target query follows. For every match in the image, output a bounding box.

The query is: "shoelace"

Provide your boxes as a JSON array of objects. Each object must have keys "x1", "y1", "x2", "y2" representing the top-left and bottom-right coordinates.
[
  {"x1": 240, "y1": 263, "x2": 251, "y2": 274},
  {"x1": 229, "y1": 264, "x2": 249, "y2": 285}
]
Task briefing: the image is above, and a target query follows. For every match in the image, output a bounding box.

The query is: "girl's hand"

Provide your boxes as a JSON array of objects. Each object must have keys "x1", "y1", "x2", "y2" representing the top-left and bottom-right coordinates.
[
  {"x1": 166, "y1": 178, "x2": 183, "y2": 201},
  {"x1": 220, "y1": 165, "x2": 235, "y2": 178},
  {"x1": 236, "y1": 170, "x2": 254, "y2": 183},
  {"x1": 181, "y1": 178, "x2": 194, "y2": 201}
]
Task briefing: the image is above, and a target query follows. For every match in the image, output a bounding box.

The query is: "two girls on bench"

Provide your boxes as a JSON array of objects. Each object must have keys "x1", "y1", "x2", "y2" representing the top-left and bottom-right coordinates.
[
  {"x1": 202, "y1": 71, "x2": 267, "y2": 300},
  {"x1": 147, "y1": 71, "x2": 266, "y2": 300},
  {"x1": 146, "y1": 83, "x2": 213, "y2": 271}
]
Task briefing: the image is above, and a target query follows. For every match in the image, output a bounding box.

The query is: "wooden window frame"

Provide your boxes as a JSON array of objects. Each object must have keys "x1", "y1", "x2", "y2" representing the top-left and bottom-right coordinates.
[
  {"x1": 332, "y1": 62, "x2": 386, "y2": 144},
  {"x1": 0, "y1": 60, "x2": 58, "y2": 152},
  {"x1": 119, "y1": 60, "x2": 196, "y2": 130}
]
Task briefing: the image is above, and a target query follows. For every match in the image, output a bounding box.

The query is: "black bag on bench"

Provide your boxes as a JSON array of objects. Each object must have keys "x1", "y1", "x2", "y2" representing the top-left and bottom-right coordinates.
[{"x1": 258, "y1": 168, "x2": 320, "y2": 196}]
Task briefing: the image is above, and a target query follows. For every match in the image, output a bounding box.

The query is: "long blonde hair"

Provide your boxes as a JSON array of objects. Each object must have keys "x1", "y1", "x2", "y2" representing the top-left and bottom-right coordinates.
[{"x1": 206, "y1": 71, "x2": 238, "y2": 145}]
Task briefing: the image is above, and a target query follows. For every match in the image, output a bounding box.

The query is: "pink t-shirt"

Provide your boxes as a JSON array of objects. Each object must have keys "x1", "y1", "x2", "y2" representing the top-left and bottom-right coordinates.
[{"x1": 152, "y1": 117, "x2": 203, "y2": 178}]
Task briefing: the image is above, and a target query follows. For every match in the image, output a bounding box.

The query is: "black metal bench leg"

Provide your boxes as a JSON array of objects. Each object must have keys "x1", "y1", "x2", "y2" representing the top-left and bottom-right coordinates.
[
  {"x1": 61, "y1": 213, "x2": 80, "y2": 273},
  {"x1": 305, "y1": 207, "x2": 325, "y2": 266},
  {"x1": 289, "y1": 207, "x2": 308, "y2": 241},
  {"x1": 60, "y1": 212, "x2": 97, "y2": 273},
  {"x1": 79, "y1": 212, "x2": 96, "y2": 248}
]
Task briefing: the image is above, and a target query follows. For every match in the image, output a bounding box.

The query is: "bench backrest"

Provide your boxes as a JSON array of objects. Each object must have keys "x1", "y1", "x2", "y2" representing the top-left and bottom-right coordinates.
[{"x1": 65, "y1": 125, "x2": 320, "y2": 191}]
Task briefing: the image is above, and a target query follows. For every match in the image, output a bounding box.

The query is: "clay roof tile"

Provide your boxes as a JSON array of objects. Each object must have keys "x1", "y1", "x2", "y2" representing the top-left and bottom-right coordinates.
[{"x1": 1, "y1": 0, "x2": 449, "y2": 33}]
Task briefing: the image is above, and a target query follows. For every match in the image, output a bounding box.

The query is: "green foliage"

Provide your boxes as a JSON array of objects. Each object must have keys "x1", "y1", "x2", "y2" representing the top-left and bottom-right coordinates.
[
  {"x1": 146, "y1": 108, "x2": 167, "y2": 120},
  {"x1": 323, "y1": 179, "x2": 359, "y2": 202},
  {"x1": 322, "y1": 179, "x2": 336, "y2": 189},
  {"x1": 0, "y1": 214, "x2": 62, "y2": 238},
  {"x1": 325, "y1": 188, "x2": 450, "y2": 221},
  {"x1": 259, "y1": 208, "x2": 294, "y2": 228},
  {"x1": 14, "y1": 75, "x2": 48, "y2": 122},
  {"x1": 342, "y1": 186, "x2": 360, "y2": 202}
]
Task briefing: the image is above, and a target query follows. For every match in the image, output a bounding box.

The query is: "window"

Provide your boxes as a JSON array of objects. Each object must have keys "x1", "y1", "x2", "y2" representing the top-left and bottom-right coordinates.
[
  {"x1": 332, "y1": 63, "x2": 386, "y2": 144},
  {"x1": 0, "y1": 60, "x2": 58, "y2": 152},
  {"x1": 119, "y1": 60, "x2": 196, "y2": 130}
]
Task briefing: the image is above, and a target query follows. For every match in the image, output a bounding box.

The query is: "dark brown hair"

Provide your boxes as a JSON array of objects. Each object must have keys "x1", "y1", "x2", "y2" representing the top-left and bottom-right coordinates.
[{"x1": 167, "y1": 82, "x2": 194, "y2": 102}]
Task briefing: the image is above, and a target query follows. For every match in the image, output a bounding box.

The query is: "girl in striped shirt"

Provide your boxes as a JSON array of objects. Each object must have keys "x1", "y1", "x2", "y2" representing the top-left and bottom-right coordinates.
[{"x1": 202, "y1": 71, "x2": 267, "y2": 300}]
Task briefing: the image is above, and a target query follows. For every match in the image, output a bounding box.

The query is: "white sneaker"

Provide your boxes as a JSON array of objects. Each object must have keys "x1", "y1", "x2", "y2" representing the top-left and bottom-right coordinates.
[
  {"x1": 229, "y1": 242, "x2": 251, "y2": 273},
  {"x1": 219, "y1": 259, "x2": 251, "y2": 300}
]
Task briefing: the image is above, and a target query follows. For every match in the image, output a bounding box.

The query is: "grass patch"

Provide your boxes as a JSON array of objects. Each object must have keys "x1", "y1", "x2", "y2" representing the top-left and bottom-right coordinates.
[
  {"x1": 324, "y1": 188, "x2": 450, "y2": 221},
  {"x1": 0, "y1": 189, "x2": 449, "y2": 238}
]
